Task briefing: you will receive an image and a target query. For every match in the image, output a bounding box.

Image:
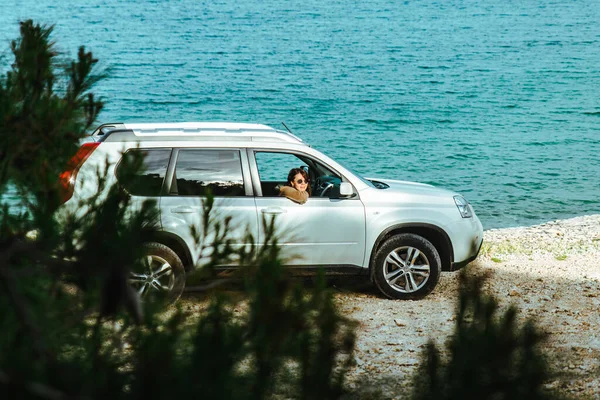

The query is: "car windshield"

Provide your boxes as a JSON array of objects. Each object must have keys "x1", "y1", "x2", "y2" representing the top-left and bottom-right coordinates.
[{"x1": 332, "y1": 158, "x2": 376, "y2": 188}]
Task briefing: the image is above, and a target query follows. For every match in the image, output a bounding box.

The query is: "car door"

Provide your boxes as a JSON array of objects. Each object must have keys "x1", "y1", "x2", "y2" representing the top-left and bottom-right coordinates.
[
  {"x1": 249, "y1": 149, "x2": 366, "y2": 267},
  {"x1": 160, "y1": 148, "x2": 259, "y2": 267}
]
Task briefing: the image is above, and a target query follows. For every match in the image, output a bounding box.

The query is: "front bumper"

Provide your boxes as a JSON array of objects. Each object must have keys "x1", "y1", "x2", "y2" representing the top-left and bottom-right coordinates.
[
  {"x1": 451, "y1": 236, "x2": 483, "y2": 271},
  {"x1": 447, "y1": 213, "x2": 484, "y2": 271}
]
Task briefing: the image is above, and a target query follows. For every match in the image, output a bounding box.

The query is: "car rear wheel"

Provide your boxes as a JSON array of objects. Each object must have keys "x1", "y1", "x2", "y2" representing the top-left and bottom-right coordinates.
[
  {"x1": 128, "y1": 242, "x2": 186, "y2": 303},
  {"x1": 372, "y1": 233, "x2": 441, "y2": 300}
]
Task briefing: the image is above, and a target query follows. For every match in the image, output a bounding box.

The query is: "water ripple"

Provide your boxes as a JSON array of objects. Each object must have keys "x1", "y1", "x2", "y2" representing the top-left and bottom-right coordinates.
[{"x1": 1, "y1": 0, "x2": 599, "y2": 229}]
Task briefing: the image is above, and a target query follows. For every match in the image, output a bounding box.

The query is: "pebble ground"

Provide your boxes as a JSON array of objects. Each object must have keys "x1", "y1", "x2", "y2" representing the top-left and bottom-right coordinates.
[{"x1": 337, "y1": 214, "x2": 600, "y2": 398}]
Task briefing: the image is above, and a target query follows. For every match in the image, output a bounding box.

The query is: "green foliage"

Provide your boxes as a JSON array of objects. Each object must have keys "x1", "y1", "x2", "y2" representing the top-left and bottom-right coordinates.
[
  {"x1": 0, "y1": 20, "x2": 104, "y2": 218},
  {"x1": 121, "y1": 218, "x2": 357, "y2": 400},
  {"x1": 0, "y1": 20, "x2": 356, "y2": 400},
  {"x1": 411, "y1": 270, "x2": 560, "y2": 400}
]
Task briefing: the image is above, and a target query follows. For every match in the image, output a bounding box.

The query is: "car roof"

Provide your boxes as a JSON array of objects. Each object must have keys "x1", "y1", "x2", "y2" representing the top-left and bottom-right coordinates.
[{"x1": 93, "y1": 122, "x2": 304, "y2": 144}]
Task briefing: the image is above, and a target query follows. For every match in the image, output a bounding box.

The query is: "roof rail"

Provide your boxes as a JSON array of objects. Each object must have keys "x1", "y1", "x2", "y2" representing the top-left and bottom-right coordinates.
[
  {"x1": 95, "y1": 122, "x2": 304, "y2": 144},
  {"x1": 92, "y1": 123, "x2": 126, "y2": 137}
]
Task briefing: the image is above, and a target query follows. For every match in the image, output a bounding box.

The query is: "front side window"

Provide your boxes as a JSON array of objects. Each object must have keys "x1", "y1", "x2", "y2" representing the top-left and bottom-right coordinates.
[
  {"x1": 254, "y1": 151, "x2": 347, "y2": 199},
  {"x1": 172, "y1": 149, "x2": 245, "y2": 197},
  {"x1": 116, "y1": 149, "x2": 171, "y2": 196}
]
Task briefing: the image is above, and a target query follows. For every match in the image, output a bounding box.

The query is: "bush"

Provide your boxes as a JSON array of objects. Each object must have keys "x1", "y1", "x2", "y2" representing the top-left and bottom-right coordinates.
[{"x1": 411, "y1": 270, "x2": 560, "y2": 400}]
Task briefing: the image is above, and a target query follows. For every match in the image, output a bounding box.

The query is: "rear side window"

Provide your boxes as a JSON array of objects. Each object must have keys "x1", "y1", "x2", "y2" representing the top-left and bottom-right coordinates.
[
  {"x1": 116, "y1": 149, "x2": 171, "y2": 196},
  {"x1": 172, "y1": 149, "x2": 245, "y2": 197}
]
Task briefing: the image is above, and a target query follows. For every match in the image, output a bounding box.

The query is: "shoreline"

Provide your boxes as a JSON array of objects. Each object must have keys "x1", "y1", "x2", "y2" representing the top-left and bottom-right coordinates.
[
  {"x1": 482, "y1": 211, "x2": 600, "y2": 230},
  {"x1": 481, "y1": 213, "x2": 600, "y2": 259},
  {"x1": 484, "y1": 213, "x2": 600, "y2": 233}
]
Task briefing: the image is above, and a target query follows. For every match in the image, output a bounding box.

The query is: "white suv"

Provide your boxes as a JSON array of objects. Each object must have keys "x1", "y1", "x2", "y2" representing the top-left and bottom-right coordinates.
[{"x1": 61, "y1": 122, "x2": 483, "y2": 301}]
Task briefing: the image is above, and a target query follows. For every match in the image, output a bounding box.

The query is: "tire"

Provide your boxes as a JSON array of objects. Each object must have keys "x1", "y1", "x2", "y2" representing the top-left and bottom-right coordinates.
[
  {"x1": 128, "y1": 242, "x2": 186, "y2": 303},
  {"x1": 372, "y1": 234, "x2": 441, "y2": 300}
]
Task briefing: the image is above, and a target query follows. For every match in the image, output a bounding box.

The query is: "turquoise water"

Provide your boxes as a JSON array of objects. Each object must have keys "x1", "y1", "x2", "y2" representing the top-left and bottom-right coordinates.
[{"x1": 1, "y1": 0, "x2": 599, "y2": 229}]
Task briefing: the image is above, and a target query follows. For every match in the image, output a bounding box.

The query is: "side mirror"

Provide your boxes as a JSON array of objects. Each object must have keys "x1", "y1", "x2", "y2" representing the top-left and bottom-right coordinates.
[{"x1": 339, "y1": 182, "x2": 353, "y2": 197}]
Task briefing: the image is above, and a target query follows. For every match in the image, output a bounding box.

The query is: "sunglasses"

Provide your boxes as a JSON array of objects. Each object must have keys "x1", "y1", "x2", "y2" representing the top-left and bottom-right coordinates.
[{"x1": 294, "y1": 179, "x2": 308, "y2": 184}]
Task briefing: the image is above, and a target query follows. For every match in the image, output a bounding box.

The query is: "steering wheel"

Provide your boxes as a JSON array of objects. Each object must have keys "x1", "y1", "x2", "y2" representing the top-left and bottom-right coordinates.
[{"x1": 315, "y1": 177, "x2": 334, "y2": 197}]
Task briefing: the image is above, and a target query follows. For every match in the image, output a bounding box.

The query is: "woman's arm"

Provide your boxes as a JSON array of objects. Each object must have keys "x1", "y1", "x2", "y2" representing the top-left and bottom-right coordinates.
[{"x1": 278, "y1": 186, "x2": 309, "y2": 204}]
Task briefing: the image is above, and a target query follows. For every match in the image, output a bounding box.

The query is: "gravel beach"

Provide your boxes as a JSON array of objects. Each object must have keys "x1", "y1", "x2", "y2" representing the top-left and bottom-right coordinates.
[
  {"x1": 181, "y1": 214, "x2": 600, "y2": 398},
  {"x1": 336, "y1": 214, "x2": 600, "y2": 398}
]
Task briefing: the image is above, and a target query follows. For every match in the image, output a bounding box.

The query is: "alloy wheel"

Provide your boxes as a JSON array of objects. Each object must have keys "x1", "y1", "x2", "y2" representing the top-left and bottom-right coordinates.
[
  {"x1": 128, "y1": 255, "x2": 175, "y2": 298},
  {"x1": 383, "y1": 246, "x2": 431, "y2": 293}
]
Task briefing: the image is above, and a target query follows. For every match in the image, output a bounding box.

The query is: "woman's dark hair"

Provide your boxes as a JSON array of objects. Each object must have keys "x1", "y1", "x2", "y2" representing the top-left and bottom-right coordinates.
[{"x1": 287, "y1": 168, "x2": 311, "y2": 195}]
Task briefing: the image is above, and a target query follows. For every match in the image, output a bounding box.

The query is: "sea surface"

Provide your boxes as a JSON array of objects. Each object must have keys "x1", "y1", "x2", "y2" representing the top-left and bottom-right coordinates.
[{"x1": 1, "y1": 0, "x2": 599, "y2": 229}]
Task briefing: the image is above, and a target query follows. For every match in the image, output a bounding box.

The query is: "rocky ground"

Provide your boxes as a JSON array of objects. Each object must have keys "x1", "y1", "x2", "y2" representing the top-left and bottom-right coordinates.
[
  {"x1": 334, "y1": 214, "x2": 600, "y2": 398},
  {"x1": 181, "y1": 214, "x2": 600, "y2": 399}
]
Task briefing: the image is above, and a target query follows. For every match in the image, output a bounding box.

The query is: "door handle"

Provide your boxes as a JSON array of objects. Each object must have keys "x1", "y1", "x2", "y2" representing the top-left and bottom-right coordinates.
[
  {"x1": 261, "y1": 207, "x2": 287, "y2": 215},
  {"x1": 171, "y1": 206, "x2": 194, "y2": 214}
]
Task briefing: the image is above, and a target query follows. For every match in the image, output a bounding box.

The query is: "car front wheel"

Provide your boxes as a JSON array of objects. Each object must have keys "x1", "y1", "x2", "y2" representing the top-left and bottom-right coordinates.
[
  {"x1": 128, "y1": 242, "x2": 186, "y2": 303},
  {"x1": 372, "y1": 233, "x2": 441, "y2": 300}
]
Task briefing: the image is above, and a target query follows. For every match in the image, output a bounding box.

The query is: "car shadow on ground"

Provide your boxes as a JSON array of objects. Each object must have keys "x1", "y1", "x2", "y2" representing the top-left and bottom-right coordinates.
[{"x1": 182, "y1": 274, "x2": 382, "y2": 300}]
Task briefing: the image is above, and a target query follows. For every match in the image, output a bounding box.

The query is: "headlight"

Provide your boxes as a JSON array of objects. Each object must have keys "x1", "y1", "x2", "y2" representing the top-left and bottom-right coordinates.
[{"x1": 454, "y1": 195, "x2": 472, "y2": 218}]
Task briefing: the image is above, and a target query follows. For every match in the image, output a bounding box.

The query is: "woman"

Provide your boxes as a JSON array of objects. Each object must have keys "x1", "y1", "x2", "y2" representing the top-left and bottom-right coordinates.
[{"x1": 277, "y1": 167, "x2": 311, "y2": 204}]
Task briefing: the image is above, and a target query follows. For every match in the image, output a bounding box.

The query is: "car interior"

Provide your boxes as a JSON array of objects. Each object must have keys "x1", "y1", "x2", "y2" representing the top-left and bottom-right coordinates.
[{"x1": 255, "y1": 152, "x2": 345, "y2": 198}]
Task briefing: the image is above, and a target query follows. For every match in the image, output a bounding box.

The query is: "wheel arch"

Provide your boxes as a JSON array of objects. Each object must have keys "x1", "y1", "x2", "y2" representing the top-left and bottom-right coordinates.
[
  {"x1": 142, "y1": 230, "x2": 194, "y2": 271},
  {"x1": 369, "y1": 223, "x2": 454, "y2": 276}
]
